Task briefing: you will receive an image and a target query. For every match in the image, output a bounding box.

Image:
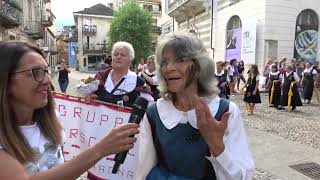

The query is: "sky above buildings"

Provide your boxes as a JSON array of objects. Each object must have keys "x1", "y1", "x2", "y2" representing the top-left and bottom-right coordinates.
[{"x1": 52, "y1": 0, "x2": 111, "y2": 30}]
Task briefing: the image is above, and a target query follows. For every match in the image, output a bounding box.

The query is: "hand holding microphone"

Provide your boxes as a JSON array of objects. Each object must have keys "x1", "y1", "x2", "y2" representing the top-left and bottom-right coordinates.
[
  {"x1": 93, "y1": 123, "x2": 139, "y2": 161},
  {"x1": 112, "y1": 97, "x2": 149, "y2": 174}
]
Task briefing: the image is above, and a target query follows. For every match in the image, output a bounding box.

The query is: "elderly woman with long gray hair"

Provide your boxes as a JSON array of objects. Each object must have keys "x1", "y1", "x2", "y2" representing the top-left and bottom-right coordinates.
[{"x1": 135, "y1": 33, "x2": 254, "y2": 180}]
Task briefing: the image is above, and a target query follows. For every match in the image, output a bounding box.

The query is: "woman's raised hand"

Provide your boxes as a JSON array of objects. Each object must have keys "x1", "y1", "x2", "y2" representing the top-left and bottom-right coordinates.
[{"x1": 194, "y1": 95, "x2": 231, "y2": 157}]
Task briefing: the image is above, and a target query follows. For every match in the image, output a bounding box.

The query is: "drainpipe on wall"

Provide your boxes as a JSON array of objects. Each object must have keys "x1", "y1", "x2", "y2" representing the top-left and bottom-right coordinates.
[
  {"x1": 172, "y1": 17, "x2": 175, "y2": 33},
  {"x1": 210, "y1": 0, "x2": 215, "y2": 60}
]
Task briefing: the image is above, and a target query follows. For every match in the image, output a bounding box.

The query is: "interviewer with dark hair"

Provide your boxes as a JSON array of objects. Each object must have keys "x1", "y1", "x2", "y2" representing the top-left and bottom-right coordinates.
[{"x1": 0, "y1": 41, "x2": 139, "y2": 179}]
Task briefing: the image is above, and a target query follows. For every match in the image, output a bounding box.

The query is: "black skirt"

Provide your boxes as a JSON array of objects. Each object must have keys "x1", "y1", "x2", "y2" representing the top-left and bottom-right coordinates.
[
  {"x1": 268, "y1": 81, "x2": 281, "y2": 106},
  {"x1": 303, "y1": 74, "x2": 314, "y2": 100},
  {"x1": 281, "y1": 83, "x2": 302, "y2": 107},
  {"x1": 244, "y1": 76, "x2": 261, "y2": 103}
]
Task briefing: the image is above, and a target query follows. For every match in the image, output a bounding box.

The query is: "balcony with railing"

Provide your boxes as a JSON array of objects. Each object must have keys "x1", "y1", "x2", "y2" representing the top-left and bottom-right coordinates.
[
  {"x1": 82, "y1": 25, "x2": 97, "y2": 35},
  {"x1": 25, "y1": 21, "x2": 44, "y2": 40},
  {"x1": 143, "y1": 4, "x2": 161, "y2": 15},
  {"x1": 0, "y1": 0, "x2": 22, "y2": 28},
  {"x1": 42, "y1": 9, "x2": 55, "y2": 27},
  {"x1": 168, "y1": 0, "x2": 206, "y2": 23},
  {"x1": 49, "y1": 43, "x2": 58, "y2": 53},
  {"x1": 151, "y1": 26, "x2": 162, "y2": 34},
  {"x1": 83, "y1": 43, "x2": 106, "y2": 54}
]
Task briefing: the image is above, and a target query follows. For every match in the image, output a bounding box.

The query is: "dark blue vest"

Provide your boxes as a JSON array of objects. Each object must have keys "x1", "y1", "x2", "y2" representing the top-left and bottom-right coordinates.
[{"x1": 146, "y1": 98, "x2": 229, "y2": 180}]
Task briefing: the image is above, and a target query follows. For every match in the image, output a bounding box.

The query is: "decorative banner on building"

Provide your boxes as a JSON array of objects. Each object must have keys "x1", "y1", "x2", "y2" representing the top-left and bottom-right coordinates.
[
  {"x1": 54, "y1": 94, "x2": 138, "y2": 180},
  {"x1": 241, "y1": 20, "x2": 257, "y2": 64},
  {"x1": 226, "y1": 28, "x2": 242, "y2": 61},
  {"x1": 294, "y1": 10, "x2": 319, "y2": 62},
  {"x1": 294, "y1": 29, "x2": 318, "y2": 62}
]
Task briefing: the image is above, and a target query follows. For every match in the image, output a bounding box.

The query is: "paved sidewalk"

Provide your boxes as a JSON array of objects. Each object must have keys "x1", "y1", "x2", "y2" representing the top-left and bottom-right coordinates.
[{"x1": 248, "y1": 127, "x2": 320, "y2": 180}]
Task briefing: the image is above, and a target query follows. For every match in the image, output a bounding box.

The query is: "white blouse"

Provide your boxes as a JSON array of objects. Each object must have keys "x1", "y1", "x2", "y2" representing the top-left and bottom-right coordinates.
[
  {"x1": 134, "y1": 96, "x2": 255, "y2": 180},
  {"x1": 280, "y1": 71, "x2": 300, "y2": 83},
  {"x1": 302, "y1": 67, "x2": 317, "y2": 76}
]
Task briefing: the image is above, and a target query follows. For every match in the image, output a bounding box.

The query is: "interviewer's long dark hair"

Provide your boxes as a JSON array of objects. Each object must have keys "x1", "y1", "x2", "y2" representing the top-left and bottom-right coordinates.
[{"x1": 0, "y1": 41, "x2": 62, "y2": 164}]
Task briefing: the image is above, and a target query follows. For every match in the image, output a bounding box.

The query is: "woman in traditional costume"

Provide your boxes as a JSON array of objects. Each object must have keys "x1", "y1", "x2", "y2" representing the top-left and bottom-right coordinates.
[
  {"x1": 135, "y1": 33, "x2": 254, "y2": 180},
  {"x1": 242, "y1": 65, "x2": 261, "y2": 115},
  {"x1": 268, "y1": 64, "x2": 282, "y2": 109}
]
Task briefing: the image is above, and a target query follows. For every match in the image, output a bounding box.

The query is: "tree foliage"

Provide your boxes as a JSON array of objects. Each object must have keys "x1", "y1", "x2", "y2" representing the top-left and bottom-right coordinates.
[{"x1": 109, "y1": 0, "x2": 153, "y2": 65}]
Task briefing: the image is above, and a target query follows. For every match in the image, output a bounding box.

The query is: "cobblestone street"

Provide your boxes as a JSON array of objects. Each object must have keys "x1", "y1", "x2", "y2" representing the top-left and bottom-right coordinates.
[{"x1": 52, "y1": 69, "x2": 320, "y2": 180}]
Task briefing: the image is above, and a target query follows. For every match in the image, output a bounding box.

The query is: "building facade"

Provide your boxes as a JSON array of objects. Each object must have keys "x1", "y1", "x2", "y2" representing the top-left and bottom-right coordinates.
[
  {"x1": 73, "y1": 4, "x2": 113, "y2": 72},
  {"x1": 0, "y1": 0, "x2": 58, "y2": 64},
  {"x1": 163, "y1": 0, "x2": 320, "y2": 70}
]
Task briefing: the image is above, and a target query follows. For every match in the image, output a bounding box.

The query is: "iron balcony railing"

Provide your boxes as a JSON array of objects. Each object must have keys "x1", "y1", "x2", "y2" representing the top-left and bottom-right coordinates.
[
  {"x1": 42, "y1": 9, "x2": 54, "y2": 27},
  {"x1": 82, "y1": 25, "x2": 97, "y2": 34},
  {"x1": 0, "y1": 0, "x2": 22, "y2": 28},
  {"x1": 25, "y1": 21, "x2": 44, "y2": 40},
  {"x1": 151, "y1": 26, "x2": 162, "y2": 34}
]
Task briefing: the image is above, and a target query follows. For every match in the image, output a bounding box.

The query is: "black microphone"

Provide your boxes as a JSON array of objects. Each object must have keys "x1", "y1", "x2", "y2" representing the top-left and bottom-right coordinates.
[{"x1": 112, "y1": 97, "x2": 149, "y2": 174}]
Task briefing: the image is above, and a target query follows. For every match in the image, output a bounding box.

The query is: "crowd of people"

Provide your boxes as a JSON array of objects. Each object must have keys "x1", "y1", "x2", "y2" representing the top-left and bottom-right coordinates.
[
  {"x1": 1, "y1": 32, "x2": 319, "y2": 180},
  {"x1": 214, "y1": 57, "x2": 320, "y2": 114}
]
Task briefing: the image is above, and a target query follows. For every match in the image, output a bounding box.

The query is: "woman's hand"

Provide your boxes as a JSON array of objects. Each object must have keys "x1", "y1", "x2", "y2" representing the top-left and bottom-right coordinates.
[
  {"x1": 95, "y1": 123, "x2": 140, "y2": 157},
  {"x1": 252, "y1": 90, "x2": 257, "y2": 96},
  {"x1": 84, "y1": 94, "x2": 98, "y2": 101},
  {"x1": 194, "y1": 95, "x2": 231, "y2": 157}
]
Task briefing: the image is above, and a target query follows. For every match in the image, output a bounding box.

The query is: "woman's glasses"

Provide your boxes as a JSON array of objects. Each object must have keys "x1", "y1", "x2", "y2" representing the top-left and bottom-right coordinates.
[{"x1": 12, "y1": 67, "x2": 50, "y2": 82}]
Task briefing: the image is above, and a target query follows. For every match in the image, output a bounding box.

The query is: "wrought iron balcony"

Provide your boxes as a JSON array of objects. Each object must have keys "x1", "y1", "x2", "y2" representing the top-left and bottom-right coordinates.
[
  {"x1": 168, "y1": 0, "x2": 206, "y2": 23},
  {"x1": 83, "y1": 43, "x2": 106, "y2": 54},
  {"x1": 49, "y1": 43, "x2": 58, "y2": 53},
  {"x1": 0, "y1": 0, "x2": 22, "y2": 28},
  {"x1": 25, "y1": 21, "x2": 44, "y2": 40},
  {"x1": 151, "y1": 26, "x2": 162, "y2": 34},
  {"x1": 42, "y1": 9, "x2": 55, "y2": 27},
  {"x1": 82, "y1": 25, "x2": 97, "y2": 35}
]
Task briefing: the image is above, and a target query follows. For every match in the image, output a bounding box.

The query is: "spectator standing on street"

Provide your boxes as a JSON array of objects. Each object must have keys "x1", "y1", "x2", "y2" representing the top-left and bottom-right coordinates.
[
  {"x1": 56, "y1": 59, "x2": 70, "y2": 93},
  {"x1": 215, "y1": 61, "x2": 230, "y2": 99},
  {"x1": 237, "y1": 60, "x2": 246, "y2": 90},
  {"x1": 227, "y1": 59, "x2": 237, "y2": 96},
  {"x1": 263, "y1": 59, "x2": 273, "y2": 90},
  {"x1": 0, "y1": 41, "x2": 139, "y2": 179},
  {"x1": 137, "y1": 57, "x2": 146, "y2": 73},
  {"x1": 242, "y1": 65, "x2": 261, "y2": 115},
  {"x1": 140, "y1": 55, "x2": 160, "y2": 101}
]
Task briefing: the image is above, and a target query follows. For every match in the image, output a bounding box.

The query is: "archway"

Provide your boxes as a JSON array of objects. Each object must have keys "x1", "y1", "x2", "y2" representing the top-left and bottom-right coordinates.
[
  {"x1": 225, "y1": 15, "x2": 242, "y2": 61},
  {"x1": 294, "y1": 9, "x2": 319, "y2": 62}
]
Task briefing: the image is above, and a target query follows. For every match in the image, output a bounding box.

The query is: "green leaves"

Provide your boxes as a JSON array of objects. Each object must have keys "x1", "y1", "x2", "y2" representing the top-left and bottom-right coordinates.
[{"x1": 108, "y1": 0, "x2": 153, "y2": 65}]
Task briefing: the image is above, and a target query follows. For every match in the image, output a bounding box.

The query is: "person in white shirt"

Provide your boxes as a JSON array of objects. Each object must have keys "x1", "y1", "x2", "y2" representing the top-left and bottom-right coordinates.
[
  {"x1": 279, "y1": 64, "x2": 302, "y2": 110},
  {"x1": 0, "y1": 41, "x2": 139, "y2": 179},
  {"x1": 301, "y1": 63, "x2": 318, "y2": 104},
  {"x1": 140, "y1": 55, "x2": 160, "y2": 101},
  {"x1": 227, "y1": 59, "x2": 237, "y2": 95},
  {"x1": 137, "y1": 57, "x2": 147, "y2": 73},
  {"x1": 91, "y1": 41, "x2": 153, "y2": 107},
  {"x1": 135, "y1": 33, "x2": 254, "y2": 180}
]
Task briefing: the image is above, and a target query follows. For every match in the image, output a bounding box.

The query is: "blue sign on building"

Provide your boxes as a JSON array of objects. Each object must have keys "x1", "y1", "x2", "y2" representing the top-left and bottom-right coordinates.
[{"x1": 68, "y1": 41, "x2": 78, "y2": 67}]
